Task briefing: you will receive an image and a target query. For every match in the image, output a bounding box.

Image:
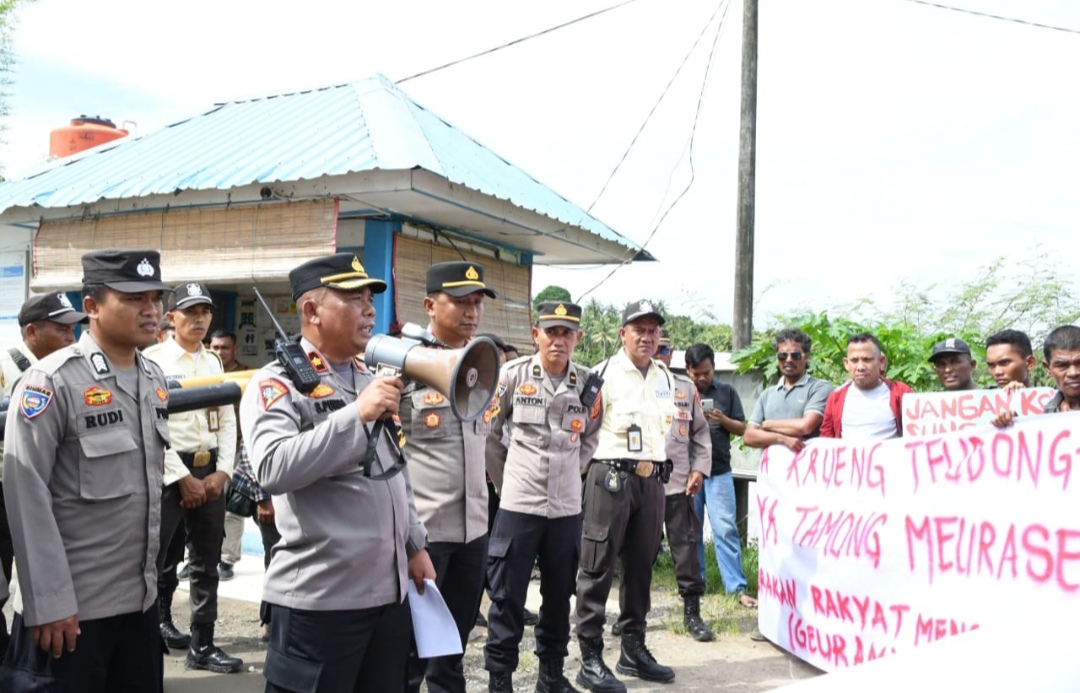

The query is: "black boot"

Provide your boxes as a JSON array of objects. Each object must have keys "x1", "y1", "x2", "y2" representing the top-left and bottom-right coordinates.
[
  {"x1": 536, "y1": 656, "x2": 582, "y2": 693},
  {"x1": 575, "y1": 637, "x2": 626, "y2": 693},
  {"x1": 489, "y1": 670, "x2": 513, "y2": 693},
  {"x1": 158, "y1": 594, "x2": 190, "y2": 650},
  {"x1": 616, "y1": 631, "x2": 674, "y2": 683},
  {"x1": 186, "y1": 622, "x2": 243, "y2": 673},
  {"x1": 683, "y1": 594, "x2": 714, "y2": 642}
]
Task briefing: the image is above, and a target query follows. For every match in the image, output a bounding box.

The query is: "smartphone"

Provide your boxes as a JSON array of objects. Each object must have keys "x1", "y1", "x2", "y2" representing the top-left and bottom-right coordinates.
[{"x1": 702, "y1": 398, "x2": 714, "y2": 412}]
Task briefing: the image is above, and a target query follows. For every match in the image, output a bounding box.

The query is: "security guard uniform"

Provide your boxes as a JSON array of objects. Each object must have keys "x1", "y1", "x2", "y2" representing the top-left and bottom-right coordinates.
[
  {"x1": 240, "y1": 255, "x2": 428, "y2": 693},
  {"x1": 662, "y1": 372, "x2": 713, "y2": 640},
  {"x1": 144, "y1": 282, "x2": 240, "y2": 671},
  {"x1": 575, "y1": 300, "x2": 678, "y2": 692},
  {"x1": 484, "y1": 303, "x2": 602, "y2": 691},
  {"x1": 401, "y1": 261, "x2": 496, "y2": 693},
  {"x1": 2, "y1": 249, "x2": 170, "y2": 693}
]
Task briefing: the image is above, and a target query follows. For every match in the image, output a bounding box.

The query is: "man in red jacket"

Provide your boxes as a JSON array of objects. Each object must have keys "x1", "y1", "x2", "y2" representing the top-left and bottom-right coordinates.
[{"x1": 820, "y1": 333, "x2": 912, "y2": 440}]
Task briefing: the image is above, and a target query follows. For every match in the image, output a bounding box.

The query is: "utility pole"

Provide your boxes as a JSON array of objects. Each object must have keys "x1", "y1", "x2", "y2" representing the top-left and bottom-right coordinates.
[{"x1": 732, "y1": 0, "x2": 758, "y2": 350}]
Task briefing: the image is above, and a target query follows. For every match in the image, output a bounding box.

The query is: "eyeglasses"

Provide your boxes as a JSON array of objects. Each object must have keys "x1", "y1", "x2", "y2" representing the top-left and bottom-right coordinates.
[
  {"x1": 777, "y1": 351, "x2": 804, "y2": 361},
  {"x1": 657, "y1": 347, "x2": 671, "y2": 355}
]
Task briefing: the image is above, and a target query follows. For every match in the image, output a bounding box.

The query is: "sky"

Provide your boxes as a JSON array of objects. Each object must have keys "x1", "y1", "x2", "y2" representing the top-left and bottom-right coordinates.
[{"x1": 3, "y1": 0, "x2": 1079, "y2": 326}]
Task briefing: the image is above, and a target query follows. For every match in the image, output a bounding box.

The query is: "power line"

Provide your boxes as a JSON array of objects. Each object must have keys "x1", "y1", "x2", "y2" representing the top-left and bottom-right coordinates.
[
  {"x1": 577, "y1": 0, "x2": 731, "y2": 302},
  {"x1": 396, "y1": 0, "x2": 645, "y2": 84},
  {"x1": 582, "y1": 0, "x2": 729, "y2": 217},
  {"x1": 898, "y1": 0, "x2": 1080, "y2": 36}
]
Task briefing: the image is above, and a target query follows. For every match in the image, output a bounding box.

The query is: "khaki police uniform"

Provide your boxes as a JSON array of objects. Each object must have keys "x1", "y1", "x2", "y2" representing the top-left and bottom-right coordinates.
[
  {"x1": 3, "y1": 330, "x2": 169, "y2": 691},
  {"x1": 144, "y1": 336, "x2": 237, "y2": 630},
  {"x1": 483, "y1": 350, "x2": 602, "y2": 676},
  {"x1": 663, "y1": 373, "x2": 712, "y2": 599},
  {"x1": 241, "y1": 336, "x2": 428, "y2": 692},
  {"x1": 575, "y1": 346, "x2": 677, "y2": 640}
]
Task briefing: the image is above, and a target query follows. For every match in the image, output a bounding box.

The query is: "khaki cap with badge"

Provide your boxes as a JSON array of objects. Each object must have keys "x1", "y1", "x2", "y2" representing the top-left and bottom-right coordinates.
[
  {"x1": 426, "y1": 261, "x2": 498, "y2": 298},
  {"x1": 290, "y1": 253, "x2": 387, "y2": 301},
  {"x1": 18, "y1": 292, "x2": 88, "y2": 326},
  {"x1": 82, "y1": 248, "x2": 171, "y2": 292},
  {"x1": 535, "y1": 301, "x2": 582, "y2": 330}
]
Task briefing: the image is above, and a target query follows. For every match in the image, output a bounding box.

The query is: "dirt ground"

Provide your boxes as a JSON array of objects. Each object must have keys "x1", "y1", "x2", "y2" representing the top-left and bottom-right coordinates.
[{"x1": 164, "y1": 580, "x2": 822, "y2": 692}]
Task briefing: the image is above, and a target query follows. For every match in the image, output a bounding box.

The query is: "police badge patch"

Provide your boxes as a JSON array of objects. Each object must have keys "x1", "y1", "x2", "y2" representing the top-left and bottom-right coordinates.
[
  {"x1": 259, "y1": 379, "x2": 289, "y2": 409},
  {"x1": 20, "y1": 385, "x2": 54, "y2": 419}
]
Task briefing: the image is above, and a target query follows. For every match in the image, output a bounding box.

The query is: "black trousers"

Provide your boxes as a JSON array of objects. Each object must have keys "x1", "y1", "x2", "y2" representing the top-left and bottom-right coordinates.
[
  {"x1": 157, "y1": 467, "x2": 227, "y2": 625},
  {"x1": 484, "y1": 509, "x2": 582, "y2": 673},
  {"x1": 664, "y1": 493, "x2": 706, "y2": 598},
  {"x1": 406, "y1": 534, "x2": 488, "y2": 693},
  {"x1": 575, "y1": 463, "x2": 665, "y2": 640},
  {"x1": 4, "y1": 608, "x2": 162, "y2": 693},
  {"x1": 259, "y1": 518, "x2": 283, "y2": 626},
  {"x1": 0, "y1": 482, "x2": 13, "y2": 653},
  {"x1": 264, "y1": 601, "x2": 410, "y2": 693}
]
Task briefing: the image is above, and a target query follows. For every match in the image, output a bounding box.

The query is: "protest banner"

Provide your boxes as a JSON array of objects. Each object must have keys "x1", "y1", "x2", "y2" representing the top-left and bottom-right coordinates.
[
  {"x1": 901, "y1": 387, "x2": 1054, "y2": 437},
  {"x1": 756, "y1": 411, "x2": 1080, "y2": 672}
]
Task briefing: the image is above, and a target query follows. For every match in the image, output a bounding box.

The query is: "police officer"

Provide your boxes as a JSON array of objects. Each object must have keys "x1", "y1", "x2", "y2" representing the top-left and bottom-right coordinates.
[
  {"x1": 0, "y1": 291, "x2": 88, "y2": 646},
  {"x1": 574, "y1": 300, "x2": 677, "y2": 693},
  {"x1": 3, "y1": 249, "x2": 171, "y2": 692},
  {"x1": 144, "y1": 282, "x2": 242, "y2": 672},
  {"x1": 656, "y1": 333, "x2": 714, "y2": 642},
  {"x1": 240, "y1": 253, "x2": 434, "y2": 693},
  {"x1": 402, "y1": 261, "x2": 496, "y2": 693},
  {"x1": 483, "y1": 302, "x2": 601, "y2": 693}
]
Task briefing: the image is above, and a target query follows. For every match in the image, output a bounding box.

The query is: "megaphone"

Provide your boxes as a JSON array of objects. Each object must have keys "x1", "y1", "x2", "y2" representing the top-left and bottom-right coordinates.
[{"x1": 364, "y1": 324, "x2": 500, "y2": 422}]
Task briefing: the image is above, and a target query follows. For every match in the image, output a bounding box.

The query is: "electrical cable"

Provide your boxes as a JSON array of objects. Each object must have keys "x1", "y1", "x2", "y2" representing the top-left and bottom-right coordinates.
[
  {"x1": 576, "y1": 0, "x2": 731, "y2": 302},
  {"x1": 898, "y1": 0, "x2": 1080, "y2": 36},
  {"x1": 582, "y1": 0, "x2": 728, "y2": 217},
  {"x1": 396, "y1": 0, "x2": 646, "y2": 84}
]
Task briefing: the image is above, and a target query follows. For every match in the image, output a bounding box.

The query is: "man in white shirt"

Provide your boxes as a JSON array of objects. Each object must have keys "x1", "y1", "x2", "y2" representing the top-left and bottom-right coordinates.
[
  {"x1": 144, "y1": 282, "x2": 241, "y2": 673},
  {"x1": 820, "y1": 333, "x2": 912, "y2": 440}
]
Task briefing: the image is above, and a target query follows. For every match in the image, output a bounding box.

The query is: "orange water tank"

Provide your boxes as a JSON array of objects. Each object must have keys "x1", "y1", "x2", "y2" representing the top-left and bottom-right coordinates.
[{"x1": 49, "y1": 116, "x2": 129, "y2": 158}]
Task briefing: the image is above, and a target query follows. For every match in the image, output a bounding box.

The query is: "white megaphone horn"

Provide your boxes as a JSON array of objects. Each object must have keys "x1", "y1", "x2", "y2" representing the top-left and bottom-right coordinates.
[{"x1": 363, "y1": 323, "x2": 500, "y2": 422}]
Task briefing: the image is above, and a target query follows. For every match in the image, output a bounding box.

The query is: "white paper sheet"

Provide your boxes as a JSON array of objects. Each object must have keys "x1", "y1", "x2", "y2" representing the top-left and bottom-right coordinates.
[{"x1": 407, "y1": 578, "x2": 463, "y2": 658}]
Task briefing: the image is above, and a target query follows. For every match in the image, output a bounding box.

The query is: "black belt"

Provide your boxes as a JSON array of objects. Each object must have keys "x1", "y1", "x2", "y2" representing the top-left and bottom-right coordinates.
[
  {"x1": 178, "y1": 449, "x2": 218, "y2": 469},
  {"x1": 595, "y1": 458, "x2": 665, "y2": 478}
]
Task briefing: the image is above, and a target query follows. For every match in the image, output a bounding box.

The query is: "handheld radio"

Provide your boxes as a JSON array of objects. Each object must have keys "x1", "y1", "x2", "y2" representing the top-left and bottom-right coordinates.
[{"x1": 253, "y1": 287, "x2": 321, "y2": 394}]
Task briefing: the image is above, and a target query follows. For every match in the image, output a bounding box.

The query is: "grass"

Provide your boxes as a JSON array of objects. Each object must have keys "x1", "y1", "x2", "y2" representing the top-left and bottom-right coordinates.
[{"x1": 652, "y1": 537, "x2": 760, "y2": 636}]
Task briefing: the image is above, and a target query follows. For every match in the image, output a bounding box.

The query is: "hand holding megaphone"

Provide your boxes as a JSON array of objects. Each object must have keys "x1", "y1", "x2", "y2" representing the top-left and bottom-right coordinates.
[
  {"x1": 363, "y1": 323, "x2": 500, "y2": 422},
  {"x1": 356, "y1": 374, "x2": 404, "y2": 423}
]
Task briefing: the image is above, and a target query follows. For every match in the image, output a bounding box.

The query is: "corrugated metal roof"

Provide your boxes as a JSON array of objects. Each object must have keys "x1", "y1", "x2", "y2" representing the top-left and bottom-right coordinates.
[{"x1": 0, "y1": 74, "x2": 640, "y2": 254}]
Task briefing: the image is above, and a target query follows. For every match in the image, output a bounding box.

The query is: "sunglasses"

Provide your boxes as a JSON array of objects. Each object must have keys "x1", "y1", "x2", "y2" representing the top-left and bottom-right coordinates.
[{"x1": 777, "y1": 351, "x2": 804, "y2": 361}]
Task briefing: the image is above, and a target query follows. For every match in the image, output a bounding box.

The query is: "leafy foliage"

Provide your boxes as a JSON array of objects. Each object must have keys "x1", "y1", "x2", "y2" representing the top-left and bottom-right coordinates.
[
  {"x1": 0, "y1": 0, "x2": 35, "y2": 175},
  {"x1": 732, "y1": 253, "x2": 1078, "y2": 391},
  {"x1": 532, "y1": 284, "x2": 572, "y2": 311}
]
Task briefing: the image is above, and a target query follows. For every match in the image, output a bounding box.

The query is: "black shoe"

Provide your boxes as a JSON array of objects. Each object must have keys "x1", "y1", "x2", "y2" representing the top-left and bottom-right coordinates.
[
  {"x1": 160, "y1": 620, "x2": 191, "y2": 650},
  {"x1": 476, "y1": 611, "x2": 488, "y2": 628},
  {"x1": 177, "y1": 563, "x2": 190, "y2": 581},
  {"x1": 186, "y1": 623, "x2": 243, "y2": 673},
  {"x1": 616, "y1": 631, "x2": 674, "y2": 683},
  {"x1": 489, "y1": 670, "x2": 513, "y2": 693},
  {"x1": 576, "y1": 637, "x2": 626, "y2": 693},
  {"x1": 218, "y1": 562, "x2": 235, "y2": 581},
  {"x1": 524, "y1": 607, "x2": 539, "y2": 626},
  {"x1": 611, "y1": 620, "x2": 622, "y2": 637},
  {"x1": 537, "y1": 656, "x2": 582, "y2": 693},
  {"x1": 682, "y1": 595, "x2": 714, "y2": 642}
]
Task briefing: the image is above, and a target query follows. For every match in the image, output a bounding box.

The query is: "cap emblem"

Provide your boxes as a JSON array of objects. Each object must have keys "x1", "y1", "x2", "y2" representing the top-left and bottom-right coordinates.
[
  {"x1": 137, "y1": 258, "x2": 155, "y2": 277},
  {"x1": 57, "y1": 293, "x2": 73, "y2": 309},
  {"x1": 945, "y1": 338, "x2": 956, "y2": 348},
  {"x1": 639, "y1": 300, "x2": 654, "y2": 313},
  {"x1": 465, "y1": 266, "x2": 479, "y2": 280},
  {"x1": 555, "y1": 304, "x2": 568, "y2": 316},
  {"x1": 352, "y1": 256, "x2": 363, "y2": 272},
  {"x1": 186, "y1": 283, "x2": 203, "y2": 297}
]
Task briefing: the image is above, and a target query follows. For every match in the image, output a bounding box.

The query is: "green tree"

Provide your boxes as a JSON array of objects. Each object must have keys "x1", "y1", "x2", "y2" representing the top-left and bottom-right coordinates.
[
  {"x1": 532, "y1": 285, "x2": 572, "y2": 311},
  {"x1": 733, "y1": 253, "x2": 1079, "y2": 391},
  {"x1": 0, "y1": 0, "x2": 35, "y2": 176}
]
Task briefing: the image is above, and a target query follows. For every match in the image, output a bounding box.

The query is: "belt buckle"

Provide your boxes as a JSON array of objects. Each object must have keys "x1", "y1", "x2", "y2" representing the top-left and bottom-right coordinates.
[
  {"x1": 192, "y1": 451, "x2": 211, "y2": 468},
  {"x1": 634, "y1": 461, "x2": 654, "y2": 478}
]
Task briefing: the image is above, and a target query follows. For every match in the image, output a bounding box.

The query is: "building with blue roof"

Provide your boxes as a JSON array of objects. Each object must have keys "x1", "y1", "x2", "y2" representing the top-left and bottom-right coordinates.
[{"x1": 0, "y1": 74, "x2": 651, "y2": 352}]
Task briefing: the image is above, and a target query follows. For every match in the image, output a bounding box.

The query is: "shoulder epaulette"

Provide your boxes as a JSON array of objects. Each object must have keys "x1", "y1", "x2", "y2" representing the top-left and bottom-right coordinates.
[{"x1": 33, "y1": 345, "x2": 83, "y2": 376}]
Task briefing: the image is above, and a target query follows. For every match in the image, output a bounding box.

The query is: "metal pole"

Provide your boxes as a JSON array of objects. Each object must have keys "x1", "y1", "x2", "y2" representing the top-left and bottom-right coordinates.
[{"x1": 733, "y1": 0, "x2": 758, "y2": 350}]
